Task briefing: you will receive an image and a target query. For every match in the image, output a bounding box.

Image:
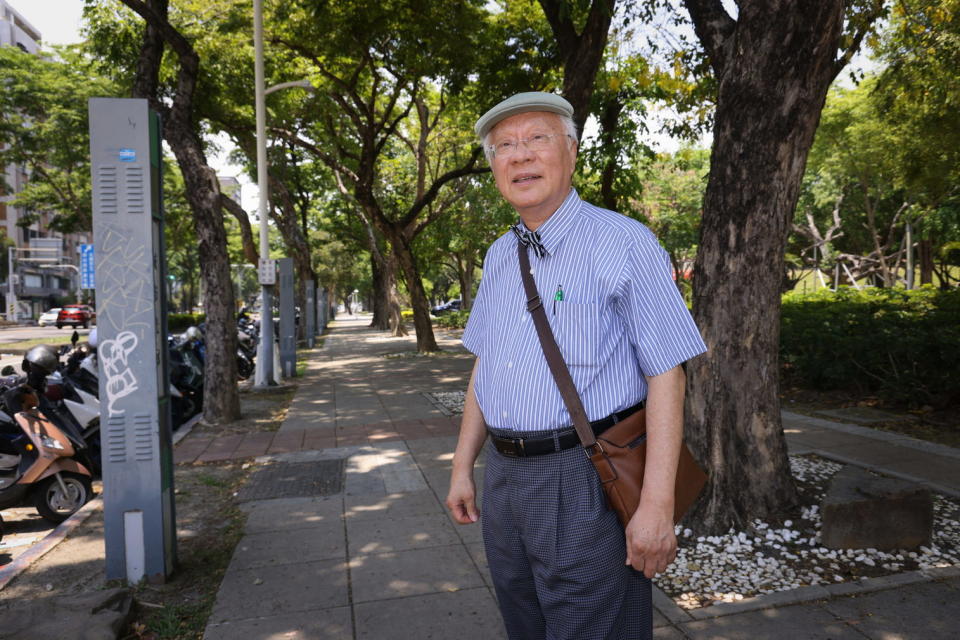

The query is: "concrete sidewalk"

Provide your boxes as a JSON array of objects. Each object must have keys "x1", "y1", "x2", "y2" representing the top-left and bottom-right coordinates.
[{"x1": 200, "y1": 316, "x2": 960, "y2": 639}]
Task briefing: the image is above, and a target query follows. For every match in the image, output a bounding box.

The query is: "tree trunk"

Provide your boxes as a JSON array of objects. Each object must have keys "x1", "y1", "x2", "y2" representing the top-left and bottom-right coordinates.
[
  {"x1": 538, "y1": 0, "x2": 616, "y2": 137},
  {"x1": 918, "y1": 238, "x2": 934, "y2": 285},
  {"x1": 270, "y1": 178, "x2": 314, "y2": 341},
  {"x1": 385, "y1": 228, "x2": 436, "y2": 351},
  {"x1": 124, "y1": 0, "x2": 239, "y2": 423},
  {"x1": 368, "y1": 249, "x2": 390, "y2": 330},
  {"x1": 455, "y1": 252, "x2": 475, "y2": 311},
  {"x1": 598, "y1": 95, "x2": 624, "y2": 212},
  {"x1": 683, "y1": 0, "x2": 851, "y2": 532},
  {"x1": 165, "y1": 126, "x2": 240, "y2": 422}
]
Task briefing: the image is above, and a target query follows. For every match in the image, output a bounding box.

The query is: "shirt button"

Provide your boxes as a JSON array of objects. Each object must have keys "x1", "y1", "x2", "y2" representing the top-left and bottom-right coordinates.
[
  {"x1": 507, "y1": 361, "x2": 513, "y2": 368},
  {"x1": 502, "y1": 411, "x2": 508, "y2": 418}
]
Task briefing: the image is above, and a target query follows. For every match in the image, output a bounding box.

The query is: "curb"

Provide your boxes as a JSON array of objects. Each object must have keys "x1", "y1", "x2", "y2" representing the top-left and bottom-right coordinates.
[
  {"x1": 661, "y1": 564, "x2": 960, "y2": 622},
  {"x1": 0, "y1": 497, "x2": 102, "y2": 591},
  {"x1": 809, "y1": 448, "x2": 960, "y2": 499},
  {"x1": 782, "y1": 409, "x2": 960, "y2": 460},
  {"x1": 172, "y1": 412, "x2": 204, "y2": 446}
]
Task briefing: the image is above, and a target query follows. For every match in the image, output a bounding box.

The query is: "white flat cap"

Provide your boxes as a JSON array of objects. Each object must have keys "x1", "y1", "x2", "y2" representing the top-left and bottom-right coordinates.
[{"x1": 474, "y1": 91, "x2": 574, "y2": 139}]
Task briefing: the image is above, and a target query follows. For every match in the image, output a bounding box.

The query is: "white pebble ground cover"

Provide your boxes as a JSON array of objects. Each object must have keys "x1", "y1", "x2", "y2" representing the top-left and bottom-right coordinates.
[
  {"x1": 427, "y1": 391, "x2": 960, "y2": 609},
  {"x1": 659, "y1": 455, "x2": 959, "y2": 609}
]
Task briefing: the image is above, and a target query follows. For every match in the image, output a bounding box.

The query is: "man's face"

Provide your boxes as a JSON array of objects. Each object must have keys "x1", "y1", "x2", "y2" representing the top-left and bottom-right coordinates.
[{"x1": 488, "y1": 112, "x2": 577, "y2": 221}]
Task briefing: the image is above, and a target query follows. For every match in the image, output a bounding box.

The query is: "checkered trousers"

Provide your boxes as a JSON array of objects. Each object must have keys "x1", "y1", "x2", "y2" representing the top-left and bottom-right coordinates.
[{"x1": 481, "y1": 430, "x2": 652, "y2": 640}]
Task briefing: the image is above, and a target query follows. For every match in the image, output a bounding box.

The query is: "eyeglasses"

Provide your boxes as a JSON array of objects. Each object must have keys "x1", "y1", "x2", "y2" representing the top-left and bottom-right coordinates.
[{"x1": 486, "y1": 133, "x2": 572, "y2": 158}]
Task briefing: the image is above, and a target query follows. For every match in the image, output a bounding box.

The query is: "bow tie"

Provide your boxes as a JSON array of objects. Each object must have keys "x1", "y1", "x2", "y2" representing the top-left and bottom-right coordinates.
[{"x1": 512, "y1": 224, "x2": 547, "y2": 259}]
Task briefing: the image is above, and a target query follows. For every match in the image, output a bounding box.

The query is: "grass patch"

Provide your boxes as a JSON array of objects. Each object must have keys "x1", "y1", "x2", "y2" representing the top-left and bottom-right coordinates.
[
  {"x1": 125, "y1": 386, "x2": 299, "y2": 638},
  {"x1": 0, "y1": 334, "x2": 76, "y2": 353},
  {"x1": 130, "y1": 465, "x2": 247, "y2": 639}
]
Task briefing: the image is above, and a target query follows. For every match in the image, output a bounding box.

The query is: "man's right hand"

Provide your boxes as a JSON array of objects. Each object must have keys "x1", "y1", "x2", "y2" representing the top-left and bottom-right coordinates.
[{"x1": 446, "y1": 473, "x2": 480, "y2": 524}]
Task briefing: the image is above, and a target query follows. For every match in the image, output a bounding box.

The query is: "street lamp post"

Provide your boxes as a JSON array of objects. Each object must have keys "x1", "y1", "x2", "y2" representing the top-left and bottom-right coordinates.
[
  {"x1": 252, "y1": 0, "x2": 315, "y2": 386},
  {"x1": 253, "y1": 0, "x2": 276, "y2": 387},
  {"x1": 7, "y1": 246, "x2": 16, "y2": 322}
]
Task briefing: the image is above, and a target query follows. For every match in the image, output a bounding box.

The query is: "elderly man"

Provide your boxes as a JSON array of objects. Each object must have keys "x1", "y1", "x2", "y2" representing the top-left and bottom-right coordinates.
[{"x1": 445, "y1": 92, "x2": 707, "y2": 639}]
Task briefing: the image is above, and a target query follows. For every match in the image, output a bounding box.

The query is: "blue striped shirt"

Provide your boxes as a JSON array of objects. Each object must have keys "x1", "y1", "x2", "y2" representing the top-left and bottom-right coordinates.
[{"x1": 463, "y1": 188, "x2": 707, "y2": 432}]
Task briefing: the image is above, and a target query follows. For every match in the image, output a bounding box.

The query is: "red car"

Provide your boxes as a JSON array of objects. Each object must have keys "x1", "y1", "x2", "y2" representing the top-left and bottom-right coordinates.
[{"x1": 56, "y1": 305, "x2": 95, "y2": 329}]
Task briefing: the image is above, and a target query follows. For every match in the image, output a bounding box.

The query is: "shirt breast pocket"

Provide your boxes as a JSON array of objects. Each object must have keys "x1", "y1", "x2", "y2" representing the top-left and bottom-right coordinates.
[{"x1": 554, "y1": 302, "x2": 601, "y2": 366}]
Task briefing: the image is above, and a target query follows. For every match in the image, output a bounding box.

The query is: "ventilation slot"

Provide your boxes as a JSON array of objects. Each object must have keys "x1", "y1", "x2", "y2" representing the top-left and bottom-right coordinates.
[
  {"x1": 133, "y1": 412, "x2": 154, "y2": 461},
  {"x1": 125, "y1": 166, "x2": 144, "y2": 214},
  {"x1": 97, "y1": 166, "x2": 118, "y2": 214},
  {"x1": 106, "y1": 415, "x2": 127, "y2": 463}
]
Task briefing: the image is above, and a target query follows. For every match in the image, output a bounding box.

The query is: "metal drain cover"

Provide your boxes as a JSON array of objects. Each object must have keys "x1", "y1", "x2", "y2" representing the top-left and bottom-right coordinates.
[{"x1": 237, "y1": 459, "x2": 345, "y2": 502}]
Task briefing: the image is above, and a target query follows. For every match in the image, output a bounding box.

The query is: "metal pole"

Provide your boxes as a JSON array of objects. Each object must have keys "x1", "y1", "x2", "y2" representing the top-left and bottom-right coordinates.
[
  {"x1": 7, "y1": 246, "x2": 16, "y2": 322},
  {"x1": 253, "y1": 0, "x2": 275, "y2": 387},
  {"x1": 905, "y1": 221, "x2": 914, "y2": 290}
]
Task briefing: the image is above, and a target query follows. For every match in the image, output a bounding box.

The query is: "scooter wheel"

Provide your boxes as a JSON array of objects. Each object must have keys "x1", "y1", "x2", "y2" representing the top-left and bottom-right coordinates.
[{"x1": 33, "y1": 473, "x2": 94, "y2": 523}]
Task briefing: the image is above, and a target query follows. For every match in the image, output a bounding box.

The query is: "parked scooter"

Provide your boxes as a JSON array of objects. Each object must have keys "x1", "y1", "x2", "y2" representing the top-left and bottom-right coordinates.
[
  {"x1": 18, "y1": 345, "x2": 101, "y2": 478},
  {"x1": 0, "y1": 383, "x2": 94, "y2": 523},
  {"x1": 168, "y1": 328, "x2": 204, "y2": 426}
]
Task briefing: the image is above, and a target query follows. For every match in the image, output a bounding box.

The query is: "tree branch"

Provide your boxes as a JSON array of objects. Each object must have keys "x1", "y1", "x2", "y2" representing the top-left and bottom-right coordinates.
[
  {"x1": 682, "y1": 0, "x2": 736, "y2": 78},
  {"x1": 835, "y1": 0, "x2": 886, "y2": 78},
  {"x1": 400, "y1": 147, "x2": 487, "y2": 233},
  {"x1": 220, "y1": 194, "x2": 259, "y2": 266}
]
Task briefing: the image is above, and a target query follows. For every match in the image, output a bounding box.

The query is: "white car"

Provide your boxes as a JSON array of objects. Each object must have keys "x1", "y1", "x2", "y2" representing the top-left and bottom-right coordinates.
[{"x1": 38, "y1": 308, "x2": 61, "y2": 327}]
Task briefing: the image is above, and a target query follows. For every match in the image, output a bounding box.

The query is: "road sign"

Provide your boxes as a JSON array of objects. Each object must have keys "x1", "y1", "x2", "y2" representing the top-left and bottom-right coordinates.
[
  {"x1": 80, "y1": 244, "x2": 95, "y2": 289},
  {"x1": 258, "y1": 258, "x2": 276, "y2": 285}
]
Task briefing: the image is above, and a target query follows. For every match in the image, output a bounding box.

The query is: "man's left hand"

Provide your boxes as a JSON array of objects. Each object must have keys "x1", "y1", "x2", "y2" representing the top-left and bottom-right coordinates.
[{"x1": 624, "y1": 503, "x2": 677, "y2": 578}]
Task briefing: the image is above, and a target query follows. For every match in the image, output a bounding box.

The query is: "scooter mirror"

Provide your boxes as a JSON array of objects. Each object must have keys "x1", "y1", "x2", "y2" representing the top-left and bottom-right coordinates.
[
  {"x1": 0, "y1": 366, "x2": 13, "y2": 376},
  {"x1": 71, "y1": 330, "x2": 79, "y2": 346}
]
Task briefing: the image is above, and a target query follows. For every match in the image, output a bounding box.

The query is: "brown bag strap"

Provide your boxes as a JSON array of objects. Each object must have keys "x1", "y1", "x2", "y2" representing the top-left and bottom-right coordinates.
[{"x1": 517, "y1": 242, "x2": 598, "y2": 449}]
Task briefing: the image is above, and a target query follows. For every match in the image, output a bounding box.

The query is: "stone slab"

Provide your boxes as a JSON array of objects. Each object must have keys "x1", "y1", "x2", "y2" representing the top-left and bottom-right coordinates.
[
  {"x1": 821, "y1": 576, "x2": 960, "y2": 639},
  {"x1": 229, "y1": 525, "x2": 345, "y2": 570},
  {"x1": 680, "y1": 603, "x2": 863, "y2": 639},
  {"x1": 821, "y1": 467, "x2": 933, "y2": 550},
  {"x1": 654, "y1": 626, "x2": 688, "y2": 639},
  {"x1": 240, "y1": 496, "x2": 343, "y2": 533},
  {"x1": 204, "y1": 606, "x2": 352, "y2": 640},
  {"x1": 348, "y1": 545, "x2": 485, "y2": 603},
  {"x1": 344, "y1": 490, "x2": 444, "y2": 521},
  {"x1": 353, "y1": 588, "x2": 505, "y2": 640},
  {"x1": 209, "y1": 558, "x2": 348, "y2": 623},
  {"x1": 347, "y1": 513, "x2": 460, "y2": 555}
]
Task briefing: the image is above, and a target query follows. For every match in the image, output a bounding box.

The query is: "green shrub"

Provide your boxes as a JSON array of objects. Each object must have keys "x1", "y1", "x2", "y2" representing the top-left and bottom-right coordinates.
[
  {"x1": 435, "y1": 310, "x2": 470, "y2": 329},
  {"x1": 168, "y1": 313, "x2": 206, "y2": 333},
  {"x1": 401, "y1": 309, "x2": 414, "y2": 320},
  {"x1": 780, "y1": 286, "x2": 960, "y2": 406}
]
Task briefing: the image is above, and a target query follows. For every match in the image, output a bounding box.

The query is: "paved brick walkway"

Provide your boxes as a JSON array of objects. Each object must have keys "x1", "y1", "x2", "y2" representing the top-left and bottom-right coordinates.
[{"x1": 175, "y1": 418, "x2": 460, "y2": 464}]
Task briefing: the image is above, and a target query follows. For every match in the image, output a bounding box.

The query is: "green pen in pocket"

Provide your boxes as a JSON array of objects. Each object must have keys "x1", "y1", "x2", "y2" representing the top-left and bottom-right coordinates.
[{"x1": 553, "y1": 284, "x2": 564, "y2": 315}]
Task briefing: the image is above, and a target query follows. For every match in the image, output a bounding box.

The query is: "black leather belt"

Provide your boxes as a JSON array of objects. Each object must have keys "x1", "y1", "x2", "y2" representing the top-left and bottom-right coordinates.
[{"x1": 490, "y1": 401, "x2": 644, "y2": 457}]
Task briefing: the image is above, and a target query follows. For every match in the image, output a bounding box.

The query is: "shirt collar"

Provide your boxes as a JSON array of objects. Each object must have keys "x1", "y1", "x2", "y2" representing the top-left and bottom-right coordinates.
[{"x1": 516, "y1": 188, "x2": 581, "y2": 257}]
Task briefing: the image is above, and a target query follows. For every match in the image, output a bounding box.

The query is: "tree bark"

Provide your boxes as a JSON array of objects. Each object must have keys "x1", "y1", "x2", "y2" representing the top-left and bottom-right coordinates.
[
  {"x1": 384, "y1": 227, "x2": 432, "y2": 347},
  {"x1": 368, "y1": 248, "x2": 389, "y2": 330},
  {"x1": 269, "y1": 175, "x2": 314, "y2": 341},
  {"x1": 683, "y1": 0, "x2": 859, "y2": 531},
  {"x1": 455, "y1": 252, "x2": 476, "y2": 311},
  {"x1": 220, "y1": 193, "x2": 259, "y2": 266},
  {"x1": 918, "y1": 238, "x2": 934, "y2": 285},
  {"x1": 123, "y1": 0, "x2": 239, "y2": 423}
]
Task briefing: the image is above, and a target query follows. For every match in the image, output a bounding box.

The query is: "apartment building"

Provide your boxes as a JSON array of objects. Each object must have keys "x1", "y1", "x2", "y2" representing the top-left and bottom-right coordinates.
[{"x1": 1, "y1": 0, "x2": 92, "y2": 321}]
